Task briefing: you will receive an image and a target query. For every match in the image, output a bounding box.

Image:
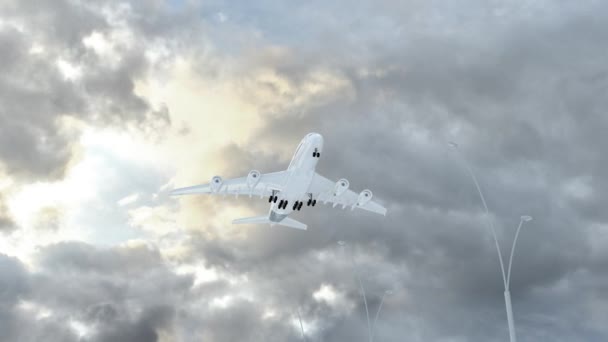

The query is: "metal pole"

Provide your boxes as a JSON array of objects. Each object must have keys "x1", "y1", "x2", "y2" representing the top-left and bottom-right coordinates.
[
  {"x1": 460, "y1": 156, "x2": 508, "y2": 288},
  {"x1": 507, "y1": 216, "x2": 532, "y2": 288},
  {"x1": 296, "y1": 308, "x2": 307, "y2": 342},
  {"x1": 339, "y1": 241, "x2": 372, "y2": 342},
  {"x1": 371, "y1": 290, "x2": 392, "y2": 342},
  {"x1": 449, "y1": 142, "x2": 532, "y2": 342},
  {"x1": 504, "y1": 290, "x2": 516, "y2": 342}
]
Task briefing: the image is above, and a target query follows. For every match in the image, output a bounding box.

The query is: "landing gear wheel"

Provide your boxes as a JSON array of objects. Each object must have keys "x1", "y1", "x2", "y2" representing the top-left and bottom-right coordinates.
[
  {"x1": 316, "y1": 152, "x2": 321, "y2": 158},
  {"x1": 273, "y1": 196, "x2": 278, "y2": 203},
  {"x1": 312, "y1": 199, "x2": 317, "y2": 206},
  {"x1": 268, "y1": 196, "x2": 273, "y2": 203},
  {"x1": 292, "y1": 202, "x2": 298, "y2": 210},
  {"x1": 278, "y1": 200, "x2": 284, "y2": 208},
  {"x1": 297, "y1": 202, "x2": 304, "y2": 210},
  {"x1": 283, "y1": 201, "x2": 289, "y2": 209},
  {"x1": 307, "y1": 199, "x2": 312, "y2": 206}
]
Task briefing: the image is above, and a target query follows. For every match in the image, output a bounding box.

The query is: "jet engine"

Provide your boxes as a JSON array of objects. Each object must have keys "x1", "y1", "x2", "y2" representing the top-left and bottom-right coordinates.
[
  {"x1": 210, "y1": 176, "x2": 223, "y2": 192},
  {"x1": 333, "y1": 178, "x2": 350, "y2": 196},
  {"x1": 357, "y1": 189, "x2": 373, "y2": 206},
  {"x1": 247, "y1": 170, "x2": 261, "y2": 188}
]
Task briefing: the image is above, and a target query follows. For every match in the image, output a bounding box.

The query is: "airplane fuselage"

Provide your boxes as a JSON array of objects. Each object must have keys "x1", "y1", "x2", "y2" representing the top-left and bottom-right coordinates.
[{"x1": 268, "y1": 133, "x2": 324, "y2": 221}]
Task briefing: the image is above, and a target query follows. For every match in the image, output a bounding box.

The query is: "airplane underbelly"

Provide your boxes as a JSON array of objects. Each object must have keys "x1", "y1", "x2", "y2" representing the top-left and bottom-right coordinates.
[
  {"x1": 270, "y1": 170, "x2": 313, "y2": 214},
  {"x1": 283, "y1": 173, "x2": 313, "y2": 199}
]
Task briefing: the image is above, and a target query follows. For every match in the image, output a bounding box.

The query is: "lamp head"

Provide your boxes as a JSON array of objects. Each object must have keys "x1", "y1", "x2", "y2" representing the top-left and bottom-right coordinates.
[{"x1": 521, "y1": 215, "x2": 533, "y2": 222}]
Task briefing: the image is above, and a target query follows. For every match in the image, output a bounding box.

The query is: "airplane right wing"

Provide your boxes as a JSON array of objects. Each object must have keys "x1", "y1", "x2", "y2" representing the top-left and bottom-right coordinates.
[
  {"x1": 309, "y1": 172, "x2": 387, "y2": 216},
  {"x1": 170, "y1": 170, "x2": 287, "y2": 199}
]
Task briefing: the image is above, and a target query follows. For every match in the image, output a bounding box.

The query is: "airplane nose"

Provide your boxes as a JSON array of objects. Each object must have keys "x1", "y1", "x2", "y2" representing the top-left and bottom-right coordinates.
[{"x1": 310, "y1": 133, "x2": 323, "y2": 144}]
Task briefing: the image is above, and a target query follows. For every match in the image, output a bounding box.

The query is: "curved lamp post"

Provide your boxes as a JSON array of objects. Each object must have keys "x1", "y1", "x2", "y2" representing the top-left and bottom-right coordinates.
[
  {"x1": 296, "y1": 307, "x2": 307, "y2": 342},
  {"x1": 338, "y1": 240, "x2": 372, "y2": 342},
  {"x1": 371, "y1": 289, "x2": 393, "y2": 342},
  {"x1": 449, "y1": 142, "x2": 533, "y2": 342}
]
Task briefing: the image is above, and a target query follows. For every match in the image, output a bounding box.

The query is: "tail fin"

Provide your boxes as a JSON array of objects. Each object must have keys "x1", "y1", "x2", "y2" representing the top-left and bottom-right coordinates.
[{"x1": 232, "y1": 215, "x2": 307, "y2": 230}]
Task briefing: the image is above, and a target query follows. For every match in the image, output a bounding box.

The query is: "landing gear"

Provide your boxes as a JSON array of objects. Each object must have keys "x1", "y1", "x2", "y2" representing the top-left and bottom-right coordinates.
[
  {"x1": 291, "y1": 201, "x2": 305, "y2": 211},
  {"x1": 282, "y1": 200, "x2": 288, "y2": 209},
  {"x1": 278, "y1": 200, "x2": 284, "y2": 208},
  {"x1": 269, "y1": 192, "x2": 278, "y2": 203},
  {"x1": 306, "y1": 194, "x2": 317, "y2": 206}
]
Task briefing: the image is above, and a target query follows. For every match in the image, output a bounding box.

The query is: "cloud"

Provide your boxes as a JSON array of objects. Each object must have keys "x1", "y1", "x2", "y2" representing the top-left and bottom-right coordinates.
[
  {"x1": 0, "y1": 0, "x2": 171, "y2": 181},
  {"x1": 2, "y1": 0, "x2": 608, "y2": 341}
]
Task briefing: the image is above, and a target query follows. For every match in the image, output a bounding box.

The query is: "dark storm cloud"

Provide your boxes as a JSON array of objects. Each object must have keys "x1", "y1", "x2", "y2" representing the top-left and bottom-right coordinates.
[
  {"x1": 0, "y1": 242, "x2": 321, "y2": 342},
  {"x1": 0, "y1": 254, "x2": 29, "y2": 341},
  {"x1": 3, "y1": 0, "x2": 608, "y2": 341},
  {"x1": 0, "y1": 0, "x2": 172, "y2": 180},
  {"x1": 0, "y1": 242, "x2": 193, "y2": 342},
  {"x1": 0, "y1": 194, "x2": 16, "y2": 232},
  {"x1": 170, "y1": 1, "x2": 608, "y2": 341}
]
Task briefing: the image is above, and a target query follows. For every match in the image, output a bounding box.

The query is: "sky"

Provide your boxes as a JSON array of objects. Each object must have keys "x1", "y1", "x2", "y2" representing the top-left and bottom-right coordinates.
[{"x1": 0, "y1": 0, "x2": 607, "y2": 341}]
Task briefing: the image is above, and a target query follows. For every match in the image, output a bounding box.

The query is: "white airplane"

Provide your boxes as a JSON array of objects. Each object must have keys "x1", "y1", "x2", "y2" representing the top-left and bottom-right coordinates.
[{"x1": 170, "y1": 133, "x2": 387, "y2": 230}]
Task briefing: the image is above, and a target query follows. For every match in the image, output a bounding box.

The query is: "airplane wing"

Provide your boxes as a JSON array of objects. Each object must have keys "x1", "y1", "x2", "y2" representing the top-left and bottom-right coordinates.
[
  {"x1": 309, "y1": 172, "x2": 387, "y2": 216},
  {"x1": 170, "y1": 171, "x2": 287, "y2": 198}
]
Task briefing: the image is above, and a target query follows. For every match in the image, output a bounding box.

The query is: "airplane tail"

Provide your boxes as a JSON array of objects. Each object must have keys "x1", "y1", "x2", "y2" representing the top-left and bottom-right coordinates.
[
  {"x1": 232, "y1": 215, "x2": 307, "y2": 230},
  {"x1": 276, "y1": 217, "x2": 307, "y2": 230}
]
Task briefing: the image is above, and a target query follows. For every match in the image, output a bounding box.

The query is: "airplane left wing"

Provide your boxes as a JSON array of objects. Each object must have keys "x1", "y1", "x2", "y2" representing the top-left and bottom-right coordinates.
[
  {"x1": 309, "y1": 172, "x2": 387, "y2": 216},
  {"x1": 170, "y1": 171, "x2": 287, "y2": 198}
]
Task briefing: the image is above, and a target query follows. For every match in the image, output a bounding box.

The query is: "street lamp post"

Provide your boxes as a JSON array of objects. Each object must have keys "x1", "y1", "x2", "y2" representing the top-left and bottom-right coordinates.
[
  {"x1": 338, "y1": 240, "x2": 372, "y2": 342},
  {"x1": 295, "y1": 307, "x2": 307, "y2": 342},
  {"x1": 371, "y1": 290, "x2": 393, "y2": 342},
  {"x1": 449, "y1": 142, "x2": 533, "y2": 342}
]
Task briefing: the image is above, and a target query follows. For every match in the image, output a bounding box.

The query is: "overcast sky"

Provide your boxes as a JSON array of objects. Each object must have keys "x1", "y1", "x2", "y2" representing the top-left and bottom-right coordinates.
[{"x1": 1, "y1": 0, "x2": 607, "y2": 341}]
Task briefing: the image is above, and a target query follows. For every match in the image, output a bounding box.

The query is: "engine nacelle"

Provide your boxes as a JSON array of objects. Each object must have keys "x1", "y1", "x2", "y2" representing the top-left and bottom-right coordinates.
[
  {"x1": 333, "y1": 178, "x2": 350, "y2": 197},
  {"x1": 210, "y1": 176, "x2": 223, "y2": 192},
  {"x1": 247, "y1": 170, "x2": 261, "y2": 188},
  {"x1": 357, "y1": 189, "x2": 373, "y2": 206}
]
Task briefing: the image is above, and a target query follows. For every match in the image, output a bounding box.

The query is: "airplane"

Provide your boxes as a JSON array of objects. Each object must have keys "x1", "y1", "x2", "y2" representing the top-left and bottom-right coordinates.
[{"x1": 170, "y1": 133, "x2": 387, "y2": 230}]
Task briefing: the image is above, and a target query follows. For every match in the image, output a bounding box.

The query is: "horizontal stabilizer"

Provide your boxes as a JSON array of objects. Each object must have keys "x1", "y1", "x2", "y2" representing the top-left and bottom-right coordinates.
[
  {"x1": 232, "y1": 216, "x2": 270, "y2": 225},
  {"x1": 232, "y1": 215, "x2": 307, "y2": 230},
  {"x1": 276, "y1": 217, "x2": 307, "y2": 230}
]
